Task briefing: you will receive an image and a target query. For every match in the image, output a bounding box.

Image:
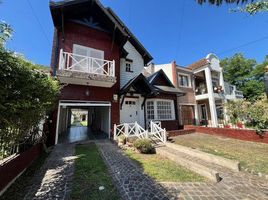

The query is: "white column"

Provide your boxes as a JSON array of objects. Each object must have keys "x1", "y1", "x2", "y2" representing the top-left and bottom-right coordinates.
[
  {"x1": 194, "y1": 104, "x2": 199, "y2": 125},
  {"x1": 219, "y1": 69, "x2": 225, "y2": 92},
  {"x1": 204, "y1": 68, "x2": 218, "y2": 127}
]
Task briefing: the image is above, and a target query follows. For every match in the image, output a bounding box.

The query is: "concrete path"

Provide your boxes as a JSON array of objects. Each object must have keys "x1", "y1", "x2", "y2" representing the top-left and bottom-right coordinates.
[{"x1": 23, "y1": 143, "x2": 75, "y2": 200}]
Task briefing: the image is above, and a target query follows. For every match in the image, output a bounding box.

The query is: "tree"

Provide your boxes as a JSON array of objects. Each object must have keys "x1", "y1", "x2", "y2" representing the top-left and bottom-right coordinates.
[
  {"x1": 0, "y1": 21, "x2": 12, "y2": 47},
  {"x1": 225, "y1": 96, "x2": 268, "y2": 134},
  {"x1": 196, "y1": 0, "x2": 268, "y2": 14},
  {"x1": 221, "y1": 53, "x2": 255, "y2": 87},
  {"x1": 221, "y1": 53, "x2": 265, "y2": 101},
  {"x1": 0, "y1": 18, "x2": 59, "y2": 158}
]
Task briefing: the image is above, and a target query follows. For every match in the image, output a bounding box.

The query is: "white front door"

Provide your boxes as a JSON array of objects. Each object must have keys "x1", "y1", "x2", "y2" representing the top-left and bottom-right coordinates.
[{"x1": 121, "y1": 99, "x2": 139, "y2": 123}]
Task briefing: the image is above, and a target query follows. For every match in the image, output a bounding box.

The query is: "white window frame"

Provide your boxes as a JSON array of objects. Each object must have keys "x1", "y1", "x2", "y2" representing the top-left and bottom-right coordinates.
[
  {"x1": 146, "y1": 99, "x2": 175, "y2": 121},
  {"x1": 178, "y1": 72, "x2": 192, "y2": 88},
  {"x1": 73, "y1": 44, "x2": 104, "y2": 60}
]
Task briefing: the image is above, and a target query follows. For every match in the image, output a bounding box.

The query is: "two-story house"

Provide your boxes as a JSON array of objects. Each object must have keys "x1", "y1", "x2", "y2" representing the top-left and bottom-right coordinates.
[
  {"x1": 48, "y1": 0, "x2": 183, "y2": 145},
  {"x1": 148, "y1": 53, "x2": 243, "y2": 128}
]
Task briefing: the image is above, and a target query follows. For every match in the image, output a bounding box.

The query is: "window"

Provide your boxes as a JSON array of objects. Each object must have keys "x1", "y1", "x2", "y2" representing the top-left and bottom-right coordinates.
[
  {"x1": 157, "y1": 101, "x2": 172, "y2": 120},
  {"x1": 178, "y1": 73, "x2": 191, "y2": 87},
  {"x1": 146, "y1": 101, "x2": 155, "y2": 120},
  {"x1": 125, "y1": 59, "x2": 133, "y2": 72},
  {"x1": 125, "y1": 101, "x2": 136, "y2": 105},
  {"x1": 73, "y1": 44, "x2": 104, "y2": 73},
  {"x1": 126, "y1": 62, "x2": 132, "y2": 72},
  {"x1": 146, "y1": 100, "x2": 175, "y2": 121}
]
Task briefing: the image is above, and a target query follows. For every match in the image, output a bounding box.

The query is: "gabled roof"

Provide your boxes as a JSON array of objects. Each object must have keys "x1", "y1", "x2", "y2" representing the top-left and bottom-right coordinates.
[
  {"x1": 49, "y1": 0, "x2": 153, "y2": 64},
  {"x1": 119, "y1": 73, "x2": 156, "y2": 96},
  {"x1": 186, "y1": 58, "x2": 209, "y2": 70},
  {"x1": 146, "y1": 69, "x2": 174, "y2": 88},
  {"x1": 120, "y1": 71, "x2": 185, "y2": 96}
]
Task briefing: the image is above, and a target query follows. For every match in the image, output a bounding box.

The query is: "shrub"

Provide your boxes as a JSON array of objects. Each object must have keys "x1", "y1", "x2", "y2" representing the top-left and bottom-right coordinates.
[
  {"x1": 117, "y1": 135, "x2": 126, "y2": 144},
  {"x1": 133, "y1": 139, "x2": 155, "y2": 154},
  {"x1": 127, "y1": 136, "x2": 138, "y2": 144}
]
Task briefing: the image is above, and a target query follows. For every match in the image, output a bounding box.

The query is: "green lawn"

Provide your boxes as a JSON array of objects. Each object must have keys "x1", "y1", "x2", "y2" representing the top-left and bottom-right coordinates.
[
  {"x1": 124, "y1": 149, "x2": 205, "y2": 182},
  {"x1": 71, "y1": 143, "x2": 119, "y2": 200},
  {"x1": 172, "y1": 133, "x2": 268, "y2": 175},
  {"x1": 80, "y1": 121, "x2": 88, "y2": 127}
]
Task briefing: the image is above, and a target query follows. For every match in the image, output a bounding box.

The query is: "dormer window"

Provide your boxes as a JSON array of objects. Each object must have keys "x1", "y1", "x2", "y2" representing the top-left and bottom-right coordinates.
[{"x1": 126, "y1": 58, "x2": 133, "y2": 72}]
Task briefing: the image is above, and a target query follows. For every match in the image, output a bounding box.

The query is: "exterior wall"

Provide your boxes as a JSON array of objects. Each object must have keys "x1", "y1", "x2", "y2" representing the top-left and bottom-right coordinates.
[
  {"x1": 176, "y1": 68, "x2": 196, "y2": 104},
  {"x1": 154, "y1": 63, "x2": 174, "y2": 84},
  {"x1": 185, "y1": 125, "x2": 268, "y2": 144},
  {"x1": 59, "y1": 85, "x2": 119, "y2": 126},
  {"x1": 50, "y1": 22, "x2": 121, "y2": 144},
  {"x1": 0, "y1": 143, "x2": 43, "y2": 194},
  {"x1": 147, "y1": 93, "x2": 179, "y2": 130},
  {"x1": 120, "y1": 41, "x2": 145, "y2": 88}
]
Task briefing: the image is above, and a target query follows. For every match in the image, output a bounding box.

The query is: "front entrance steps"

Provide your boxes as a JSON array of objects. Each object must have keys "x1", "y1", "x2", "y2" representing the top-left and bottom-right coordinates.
[{"x1": 155, "y1": 142, "x2": 240, "y2": 183}]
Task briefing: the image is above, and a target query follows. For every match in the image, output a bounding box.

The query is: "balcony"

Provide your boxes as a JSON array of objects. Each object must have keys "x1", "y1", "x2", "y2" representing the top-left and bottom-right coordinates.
[
  {"x1": 235, "y1": 90, "x2": 243, "y2": 98},
  {"x1": 57, "y1": 49, "x2": 116, "y2": 87}
]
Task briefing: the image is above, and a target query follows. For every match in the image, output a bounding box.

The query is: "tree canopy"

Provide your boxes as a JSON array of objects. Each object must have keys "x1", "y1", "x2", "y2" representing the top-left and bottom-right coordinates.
[
  {"x1": 196, "y1": 0, "x2": 268, "y2": 14},
  {"x1": 221, "y1": 53, "x2": 266, "y2": 101}
]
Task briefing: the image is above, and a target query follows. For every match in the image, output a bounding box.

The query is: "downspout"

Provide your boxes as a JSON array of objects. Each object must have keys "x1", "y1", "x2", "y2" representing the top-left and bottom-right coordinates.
[{"x1": 53, "y1": 29, "x2": 59, "y2": 77}]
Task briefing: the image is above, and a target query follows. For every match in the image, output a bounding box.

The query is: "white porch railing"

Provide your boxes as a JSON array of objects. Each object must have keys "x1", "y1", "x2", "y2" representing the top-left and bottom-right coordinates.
[
  {"x1": 59, "y1": 49, "x2": 115, "y2": 77},
  {"x1": 113, "y1": 121, "x2": 166, "y2": 144},
  {"x1": 149, "y1": 121, "x2": 167, "y2": 143},
  {"x1": 113, "y1": 122, "x2": 148, "y2": 140}
]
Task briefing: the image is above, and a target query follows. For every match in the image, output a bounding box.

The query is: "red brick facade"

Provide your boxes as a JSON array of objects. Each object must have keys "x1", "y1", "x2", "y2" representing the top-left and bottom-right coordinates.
[
  {"x1": 184, "y1": 125, "x2": 268, "y2": 144},
  {"x1": 49, "y1": 22, "x2": 121, "y2": 145}
]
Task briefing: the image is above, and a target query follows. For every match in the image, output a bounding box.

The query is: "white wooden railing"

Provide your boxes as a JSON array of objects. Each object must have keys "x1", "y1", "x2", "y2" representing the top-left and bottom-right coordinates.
[
  {"x1": 113, "y1": 122, "x2": 148, "y2": 140},
  {"x1": 149, "y1": 121, "x2": 167, "y2": 143},
  {"x1": 59, "y1": 49, "x2": 115, "y2": 77},
  {"x1": 113, "y1": 121, "x2": 166, "y2": 144}
]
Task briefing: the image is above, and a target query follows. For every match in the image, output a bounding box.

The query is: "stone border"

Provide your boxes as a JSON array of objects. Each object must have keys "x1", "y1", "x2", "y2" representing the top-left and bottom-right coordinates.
[
  {"x1": 166, "y1": 142, "x2": 240, "y2": 172},
  {"x1": 156, "y1": 147, "x2": 221, "y2": 183}
]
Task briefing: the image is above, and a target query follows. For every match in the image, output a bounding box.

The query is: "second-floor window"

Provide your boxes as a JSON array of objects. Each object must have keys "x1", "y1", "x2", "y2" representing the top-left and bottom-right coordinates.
[
  {"x1": 73, "y1": 44, "x2": 104, "y2": 73},
  {"x1": 125, "y1": 59, "x2": 133, "y2": 72},
  {"x1": 178, "y1": 74, "x2": 191, "y2": 87}
]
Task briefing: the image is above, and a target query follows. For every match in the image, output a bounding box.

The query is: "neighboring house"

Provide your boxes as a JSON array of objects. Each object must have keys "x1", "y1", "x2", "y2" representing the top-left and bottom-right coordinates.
[
  {"x1": 224, "y1": 82, "x2": 243, "y2": 100},
  {"x1": 148, "y1": 53, "x2": 243, "y2": 127},
  {"x1": 48, "y1": 0, "x2": 182, "y2": 145},
  {"x1": 120, "y1": 69, "x2": 184, "y2": 130}
]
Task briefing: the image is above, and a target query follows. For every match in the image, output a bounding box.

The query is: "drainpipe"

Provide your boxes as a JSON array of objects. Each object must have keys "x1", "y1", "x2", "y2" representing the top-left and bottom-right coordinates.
[{"x1": 53, "y1": 29, "x2": 60, "y2": 77}]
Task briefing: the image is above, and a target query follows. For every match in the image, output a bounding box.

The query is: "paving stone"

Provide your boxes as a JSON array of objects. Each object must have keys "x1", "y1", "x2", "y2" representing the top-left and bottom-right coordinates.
[{"x1": 23, "y1": 143, "x2": 75, "y2": 200}]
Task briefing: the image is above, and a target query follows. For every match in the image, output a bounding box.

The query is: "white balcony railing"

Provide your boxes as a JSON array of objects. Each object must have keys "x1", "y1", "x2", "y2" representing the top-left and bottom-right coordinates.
[
  {"x1": 58, "y1": 49, "x2": 115, "y2": 77},
  {"x1": 235, "y1": 90, "x2": 243, "y2": 97}
]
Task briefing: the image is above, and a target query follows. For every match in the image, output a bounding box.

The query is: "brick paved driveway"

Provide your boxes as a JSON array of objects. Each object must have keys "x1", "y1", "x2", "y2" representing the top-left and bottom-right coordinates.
[
  {"x1": 22, "y1": 139, "x2": 268, "y2": 200},
  {"x1": 23, "y1": 143, "x2": 75, "y2": 200}
]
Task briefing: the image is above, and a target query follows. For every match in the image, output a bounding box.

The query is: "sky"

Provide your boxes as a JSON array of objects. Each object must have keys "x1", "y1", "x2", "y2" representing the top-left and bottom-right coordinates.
[{"x1": 0, "y1": 0, "x2": 268, "y2": 67}]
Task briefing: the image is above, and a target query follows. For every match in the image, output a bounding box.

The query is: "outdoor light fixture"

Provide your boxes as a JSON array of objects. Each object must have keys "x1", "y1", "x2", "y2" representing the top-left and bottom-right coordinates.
[
  {"x1": 113, "y1": 94, "x2": 118, "y2": 101},
  {"x1": 85, "y1": 88, "x2": 90, "y2": 96}
]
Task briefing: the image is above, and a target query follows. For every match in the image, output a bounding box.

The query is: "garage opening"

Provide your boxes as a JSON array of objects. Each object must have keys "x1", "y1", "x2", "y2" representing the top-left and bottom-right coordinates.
[{"x1": 56, "y1": 101, "x2": 111, "y2": 144}]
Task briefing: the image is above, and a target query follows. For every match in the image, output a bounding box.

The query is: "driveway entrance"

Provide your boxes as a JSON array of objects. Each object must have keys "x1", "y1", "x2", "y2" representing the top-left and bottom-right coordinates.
[{"x1": 56, "y1": 100, "x2": 111, "y2": 144}]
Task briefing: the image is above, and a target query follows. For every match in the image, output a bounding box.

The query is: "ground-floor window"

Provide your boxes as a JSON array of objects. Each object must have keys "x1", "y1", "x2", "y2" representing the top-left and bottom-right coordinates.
[{"x1": 146, "y1": 99, "x2": 175, "y2": 121}]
